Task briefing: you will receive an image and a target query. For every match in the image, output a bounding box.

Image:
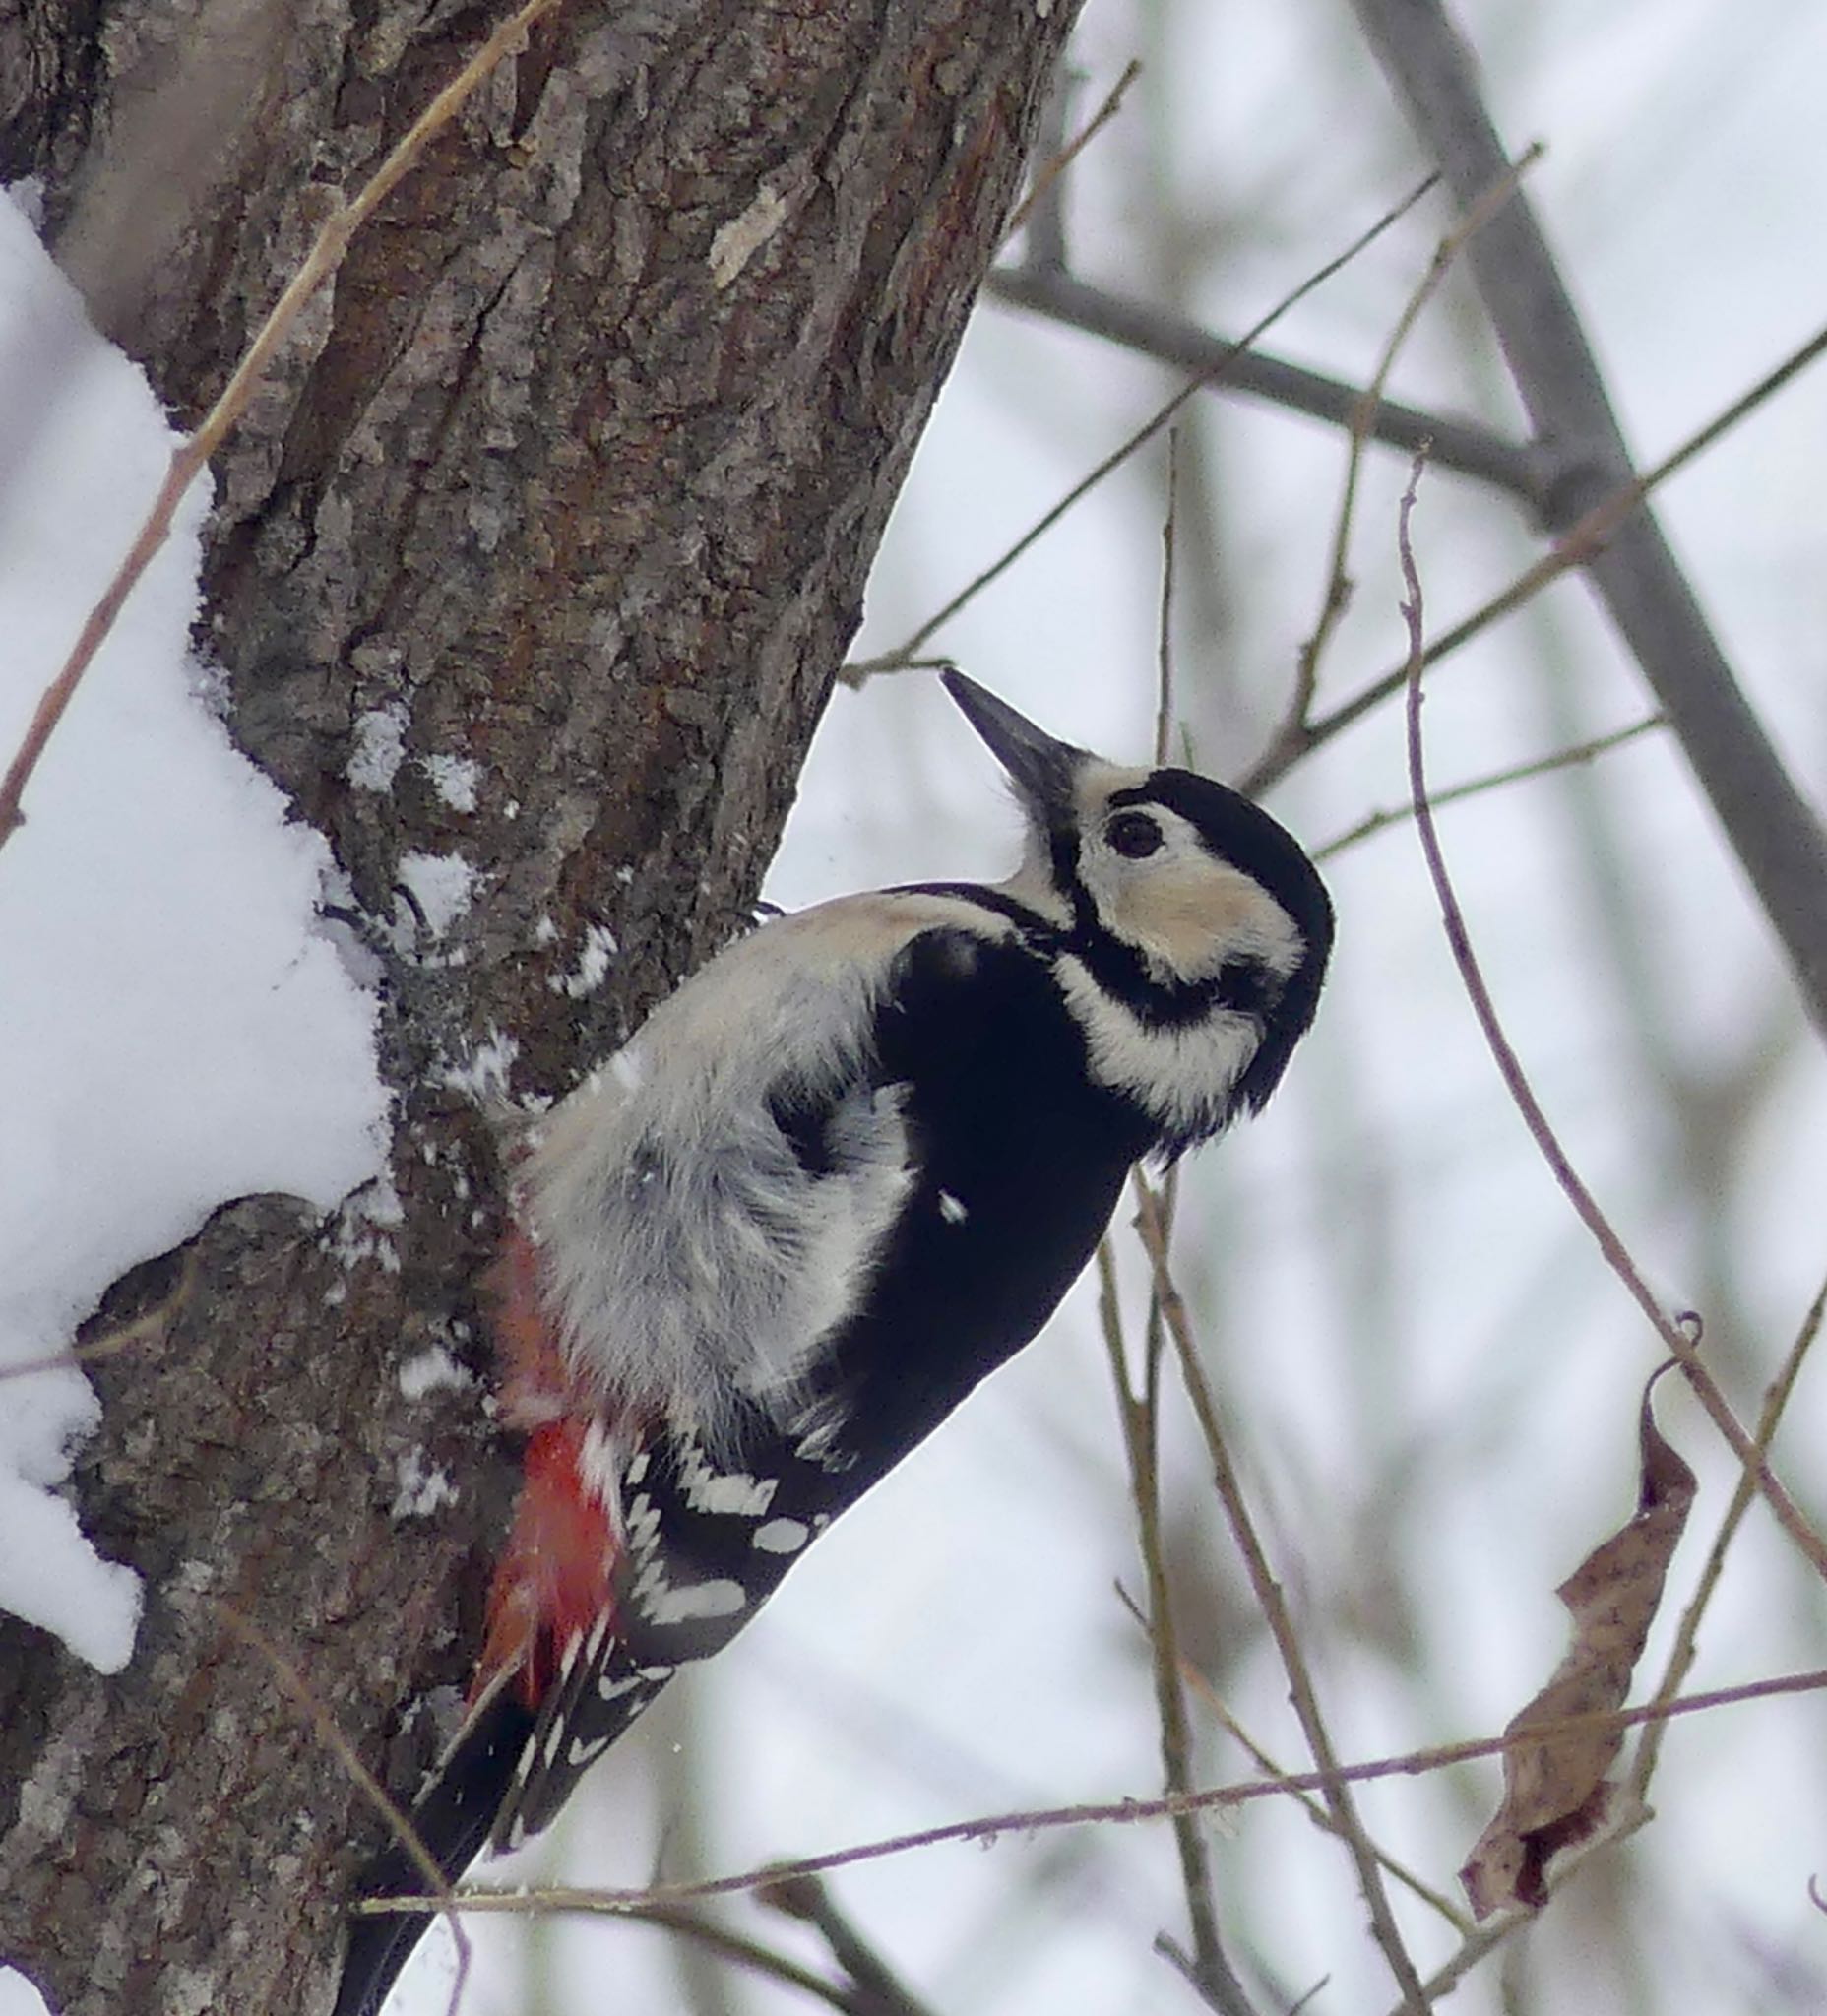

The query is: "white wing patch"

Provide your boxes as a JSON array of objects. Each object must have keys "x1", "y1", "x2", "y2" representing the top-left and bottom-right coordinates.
[
  {"x1": 672, "y1": 1429, "x2": 779, "y2": 1516},
  {"x1": 623, "y1": 1480, "x2": 759, "y2": 1628},
  {"x1": 651, "y1": 1579, "x2": 748, "y2": 1624},
  {"x1": 752, "y1": 1517, "x2": 810, "y2": 1554}
]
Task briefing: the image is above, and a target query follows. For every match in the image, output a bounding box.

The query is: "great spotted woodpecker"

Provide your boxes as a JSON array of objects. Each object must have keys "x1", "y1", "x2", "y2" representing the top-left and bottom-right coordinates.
[{"x1": 334, "y1": 670, "x2": 1333, "y2": 2014}]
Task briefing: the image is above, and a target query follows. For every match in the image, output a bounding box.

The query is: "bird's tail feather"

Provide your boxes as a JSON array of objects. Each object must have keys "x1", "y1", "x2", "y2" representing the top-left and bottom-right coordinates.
[{"x1": 331, "y1": 1679, "x2": 537, "y2": 2016}]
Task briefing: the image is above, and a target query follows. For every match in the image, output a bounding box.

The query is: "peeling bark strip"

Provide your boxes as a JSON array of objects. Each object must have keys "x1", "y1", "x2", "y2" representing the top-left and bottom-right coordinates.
[
  {"x1": 1461, "y1": 1372, "x2": 1696, "y2": 1919},
  {"x1": 0, "y1": 5, "x2": 1083, "y2": 2011}
]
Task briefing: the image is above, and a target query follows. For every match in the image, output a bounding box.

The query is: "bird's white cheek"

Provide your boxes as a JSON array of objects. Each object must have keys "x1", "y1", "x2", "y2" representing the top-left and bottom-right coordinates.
[
  {"x1": 1089, "y1": 863, "x2": 1299, "y2": 983},
  {"x1": 1055, "y1": 957, "x2": 1259, "y2": 1136}
]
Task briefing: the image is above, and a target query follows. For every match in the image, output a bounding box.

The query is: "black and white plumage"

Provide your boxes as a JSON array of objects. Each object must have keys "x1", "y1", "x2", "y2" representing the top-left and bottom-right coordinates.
[{"x1": 334, "y1": 670, "x2": 1332, "y2": 2016}]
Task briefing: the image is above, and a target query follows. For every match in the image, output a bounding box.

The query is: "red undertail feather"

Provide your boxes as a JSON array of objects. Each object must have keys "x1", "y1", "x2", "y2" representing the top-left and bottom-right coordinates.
[
  {"x1": 476, "y1": 1225, "x2": 621, "y2": 1710},
  {"x1": 488, "y1": 1221, "x2": 574, "y2": 1431}
]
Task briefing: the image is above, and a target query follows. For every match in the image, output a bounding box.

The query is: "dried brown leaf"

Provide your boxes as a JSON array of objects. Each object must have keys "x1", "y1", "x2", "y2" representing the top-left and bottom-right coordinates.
[{"x1": 1461, "y1": 1369, "x2": 1696, "y2": 1919}]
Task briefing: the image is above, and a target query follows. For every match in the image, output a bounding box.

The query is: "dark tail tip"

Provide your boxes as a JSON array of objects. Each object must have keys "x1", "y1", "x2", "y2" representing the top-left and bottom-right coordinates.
[{"x1": 331, "y1": 1689, "x2": 537, "y2": 2016}]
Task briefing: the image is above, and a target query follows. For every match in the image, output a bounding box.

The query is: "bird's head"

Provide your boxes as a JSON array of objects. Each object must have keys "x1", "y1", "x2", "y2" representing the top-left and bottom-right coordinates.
[{"x1": 942, "y1": 667, "x2": 1333, "y2": 1129}]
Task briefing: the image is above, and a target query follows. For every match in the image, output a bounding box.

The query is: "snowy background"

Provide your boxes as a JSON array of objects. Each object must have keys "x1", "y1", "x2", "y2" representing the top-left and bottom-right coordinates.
[{"x1": 5, "y1": 2, "x2": 1827, "y2": 2013}]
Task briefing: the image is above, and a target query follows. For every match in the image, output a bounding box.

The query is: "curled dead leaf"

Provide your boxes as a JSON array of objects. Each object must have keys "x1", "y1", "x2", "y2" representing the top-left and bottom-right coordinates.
[{"x1": 1461, "y1": 1365, "x2": 1696, "y2": 1919}]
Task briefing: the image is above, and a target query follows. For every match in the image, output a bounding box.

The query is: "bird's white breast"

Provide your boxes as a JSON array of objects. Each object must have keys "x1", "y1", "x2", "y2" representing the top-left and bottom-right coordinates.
[{"x1": 521, "y1": 892, "x2": 1022, "y2": 1442}]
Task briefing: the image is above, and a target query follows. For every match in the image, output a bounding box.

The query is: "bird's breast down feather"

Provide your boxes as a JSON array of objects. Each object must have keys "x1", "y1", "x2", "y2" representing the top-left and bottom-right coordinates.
[{"x1": 520, "y1": 892, "x2": 1016, "y2": 1438}]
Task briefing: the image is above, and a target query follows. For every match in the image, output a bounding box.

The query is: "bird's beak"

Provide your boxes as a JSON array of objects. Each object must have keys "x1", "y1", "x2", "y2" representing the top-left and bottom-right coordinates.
[{"x1": 940, "y1": 668, "x2": 1086, "y2": 823}]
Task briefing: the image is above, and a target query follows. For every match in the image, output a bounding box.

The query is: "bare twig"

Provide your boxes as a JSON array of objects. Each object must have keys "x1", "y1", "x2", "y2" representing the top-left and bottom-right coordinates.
[
  {"x1": 1128, "y1": 1175, "x2": 1431, "y2": 2014},
  {"x1": 1004, "y1": 59, "x2": 1142, "y2": 249},
  {"x1": 1114, "y1": 1584, "x2": 1471, "y2": 1934},
  {"x1": 842, "y1": 173, "x2": 1438, "y2": 683},
  {"x1": 1155, "y1": 429, "x2": 1179, "y2": 768},
  {"x1": 1311, "y1": 714, "x2": 1665, "y2": 862},
  {"x1": 216, "y1": 1602, "x2": 471, "y2": 2016},
  {"x1": 982, "y1": 267, "x2": 1542, "y2": 504},
  {"x1": 758, "y1": 1873, "x2": 941, "y2": 2016},
  {"x1": 0, "y1": 0, "x2": 566, "y2": 850},
  {"x1": 1096, "y1": 1243, "x2": 1253, "y2": 2016},
  {"x1": 619, "y1": 1901, "x2": 905, "y2": 2016},
  {"x1": 1248, "y1": 312, "x2": 1827, "y2": 798},
  {"x1": 1105, "y1": 521, "x2": 1260, "y2": 2008},
  {"x1": 1156, "y1": 1934, "x2": 1270, "y2": 2015},
  {"x1": 1395, "y1": 453, "x2": 1827, "y2": 1587},
  {"x1": 1267, "y1": 146, "x2": 1544, "y2": 771},
  {"x1": 1386, "y1": 1792, "x2": 1664, "y2": 2016},
  {"x1": 1353, "y1": 0, "x2": 1827, "y2": 1033},
  {"x1": 358, "y1": 1667, "x2": 1827, "y2": 1922}
]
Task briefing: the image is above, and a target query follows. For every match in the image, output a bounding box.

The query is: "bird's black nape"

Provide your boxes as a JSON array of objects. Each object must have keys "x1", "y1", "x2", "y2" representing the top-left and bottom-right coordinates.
[{"x1": 332, "y1": 1687, "x2": 537, "y2": 2016}]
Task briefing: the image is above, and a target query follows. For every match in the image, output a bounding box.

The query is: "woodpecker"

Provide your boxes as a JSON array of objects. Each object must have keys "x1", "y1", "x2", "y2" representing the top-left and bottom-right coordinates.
[{"x1": 334, "y1": 669, "x2": 1332, "y2": 2015}]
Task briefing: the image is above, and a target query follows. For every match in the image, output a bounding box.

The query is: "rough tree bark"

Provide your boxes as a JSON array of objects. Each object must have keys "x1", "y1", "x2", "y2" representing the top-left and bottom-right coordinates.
[{"x1": 0, "y1": 3, "x2": 1083, "y2": 2010}]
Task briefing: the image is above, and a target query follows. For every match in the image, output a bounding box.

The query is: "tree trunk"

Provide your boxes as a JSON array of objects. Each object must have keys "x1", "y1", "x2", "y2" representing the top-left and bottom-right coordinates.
[{"x1": 0, "y1": 3, "x2": 1081, "y2": 2009}]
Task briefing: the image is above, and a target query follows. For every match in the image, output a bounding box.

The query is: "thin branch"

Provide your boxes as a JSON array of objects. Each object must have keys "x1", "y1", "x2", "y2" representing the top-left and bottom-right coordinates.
[
  {"x1": 619, "y1": 1903, "x2": 897, "y2": 2016},
  {"x1": 1095, "y1": 456, "x2": 1256, "y2": 2010},
  {"x1": 1393, "y1": 1817, "x2": 1661, "y2": 2016},
  {"x1": 1353, "y1": 0, "x2": 1827, "y2": 1033},
  {"x1": 1003, "y1": 59, "x2": 1142, "y2": 250},
  {"x1": 842, "y1": 173, "x2": 1438, "y2": 682},
  {"x1": 1628, "y1": 1268, "x2": 1827, "y2": 1799},
  {"x1": 1156, "y1": 429, "x2": 1179, "y2": 767},
  {"x1": 216, "y1": 1603, "x2": 472, "y2": 2016},
  {"x1": 1248, "y1": 312, "x2": 1827, "y2": 797},
  {"x1": 981, "y1": 268, "x2": 1543, "y2": 503},
  {"x1": 758, "y1": 1874, "x2": 942, "y2": 2016},
  {"x1": 1128, "y1": 1175, "x2": 1431, "y2": 2015},
  {"x1": 1395, "y1": 454, "x2": 1827, "y2": 1588},
  {"x1": 1, "y1": 1247, "x2": 200, "y2": 1380},
  {"x1": 1311, "y1": 714, "x2": 1665, "y2": 862},
  {"x1": 1386, "y1": 1788, "x2": 1665, "y2": 2016},
  {"x1": 1186, "y1": 1662, "x2": 1472, "y2": 1937},
  {"x1": 1114, "y1": 1583, "x2": 1471, "y2": 1934},
  {"x1": 1116, "y1": 489, "x2": 1230, "y2": 1995},
  {"x1": 1096, "y1": 1245, "x2": 1253, "y2": 2016},
  {"x1": 1156, "y1": 1934, "x2": 1272, "y2": 2015},
  {"x1": 358, "y1": 1667, "x2": 1827, "y2": 1922},
  {"x1": 1269, "y1": 145, "x2": 1543, "y2": 769},
  {"x1": 0, "y1": 0, "x2": 566, "y2": 850}
]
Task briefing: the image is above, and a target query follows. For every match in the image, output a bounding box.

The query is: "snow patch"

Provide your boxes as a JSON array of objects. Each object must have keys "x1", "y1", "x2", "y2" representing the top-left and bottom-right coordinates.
[
  {"x1": 398, "y1": 1344, "x2": 472, "y2": 1400},
  {"x1": 392, "y1": 1448, "x2": 459, "y2": 1520},
  {"x1": 548, "y1": 920, "x2": 619, "y2": 997},
  {"x1": 0, "y1": 191, "x2": 388, "y2": 1670},
  {"x1": 396, "y1": 850, "x2": 476, "y2": 940},
  {"x1": 421, "y1": 750, "x2": 480, "y2": 812},
  {"x1": 347, "y1": 702, "x2": 409, "y2": 791},
  {"x1": 328, "y1": 1179, "x2": 405, "y2": 1277},
  {"x1": 441, "y1": 1028, "x2": 521, "y2": 1103}
]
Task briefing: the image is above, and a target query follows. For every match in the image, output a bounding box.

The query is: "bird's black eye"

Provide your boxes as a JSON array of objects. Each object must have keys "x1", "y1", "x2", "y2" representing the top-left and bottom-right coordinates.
[{"x1": 1105, "y1": 810, "x2": 1164, "y2": 859}]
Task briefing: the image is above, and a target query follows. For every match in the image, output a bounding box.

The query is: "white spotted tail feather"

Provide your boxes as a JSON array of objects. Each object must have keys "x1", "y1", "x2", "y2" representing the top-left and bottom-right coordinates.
[
  {"x1": 330, "y1": 1220, "x2": 839, "y2": 2016},
  {"x1": 472, "y1": 1222, "x2": 815, "y2": 1851}
]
